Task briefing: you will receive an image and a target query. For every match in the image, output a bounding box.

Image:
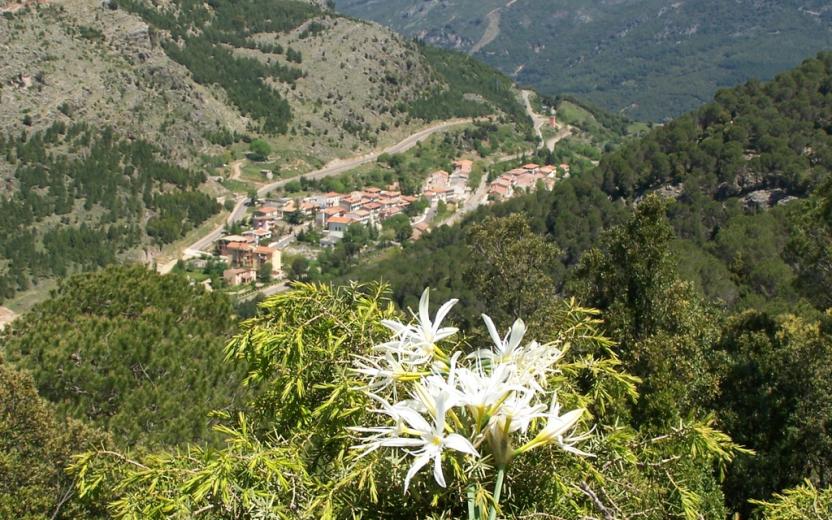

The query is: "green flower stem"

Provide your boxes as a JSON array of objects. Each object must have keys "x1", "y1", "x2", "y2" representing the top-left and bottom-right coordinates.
[
  {"x1": 488, "y1": 466, "x2": 506, "y2": 520},
  {"x1": 467, "y1": 483, "x2": 477, "y2": 520}
]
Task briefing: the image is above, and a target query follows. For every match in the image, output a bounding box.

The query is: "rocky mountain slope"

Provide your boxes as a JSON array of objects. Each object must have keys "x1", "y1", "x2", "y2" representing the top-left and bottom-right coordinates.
[
  {"x1": 337, "y1": 0, "x2": 832, "y2": 121},
  {"x1": 1, "y1": 0, "x2": 525, "y2": 164},
  {"x1": 0, "y1": 0, "x2": 530, "y2": 307}
]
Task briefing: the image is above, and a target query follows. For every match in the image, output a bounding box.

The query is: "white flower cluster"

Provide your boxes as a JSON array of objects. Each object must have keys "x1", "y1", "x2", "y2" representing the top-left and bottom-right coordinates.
[{"x1": 350, "y1": 288, "x2": 592, "y2": 492}]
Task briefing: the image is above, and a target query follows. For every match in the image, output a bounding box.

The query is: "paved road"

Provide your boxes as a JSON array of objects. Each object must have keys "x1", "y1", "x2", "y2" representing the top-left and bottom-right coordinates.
[
  {"x1": 186, "y1": 196, "x2": 248, "y2": 254},
  {"x1": 522, "y1": 90, "x2": 547, "y2": 147},
  {"x1": 445, "y1": 174, "x2": 489, "y2": 227},
  {"x1": 156, "y1": 195, "x2": 247, "y2": 274},
  {"x1": 257, "y1": 118, "x2": 473, "y2": 197},
  {"x1": 521, "y1": 89, "x2": 573, "y2": 152}
]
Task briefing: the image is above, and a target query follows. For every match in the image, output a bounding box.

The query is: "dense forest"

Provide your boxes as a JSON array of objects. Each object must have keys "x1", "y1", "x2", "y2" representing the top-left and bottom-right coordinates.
[
  {"x1": 0, "y1": 123, "x2": 219, "y2": 303},
  {"x1": 1, "y1": 266, "x2": 246, "y2": 447}
]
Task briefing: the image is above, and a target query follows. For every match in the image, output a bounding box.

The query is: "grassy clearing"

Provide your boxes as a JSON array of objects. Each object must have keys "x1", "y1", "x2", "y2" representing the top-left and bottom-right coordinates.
[
  {"x1": 220, "y1": 178, "x2": 257, "y2": 194},
  {"x1": 5, "y1": 278, "x2": 58, "y2": 314}
]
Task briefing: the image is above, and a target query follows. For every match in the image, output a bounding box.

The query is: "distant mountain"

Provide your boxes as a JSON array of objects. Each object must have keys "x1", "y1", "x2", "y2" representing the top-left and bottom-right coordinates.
[{"x1": 336, "y1": 0, "x2": 832, "y2": 121}]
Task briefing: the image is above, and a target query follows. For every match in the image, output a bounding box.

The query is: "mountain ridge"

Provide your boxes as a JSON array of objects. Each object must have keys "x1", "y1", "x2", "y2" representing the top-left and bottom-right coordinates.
[{"x1": 337, "y1": 0, "x2": 832, "y2": 121}]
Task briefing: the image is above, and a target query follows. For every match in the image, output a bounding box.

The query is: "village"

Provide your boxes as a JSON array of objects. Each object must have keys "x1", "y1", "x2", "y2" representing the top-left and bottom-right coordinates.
[{"x1": 195, "y1": 158, "x2": 568, "y2": 288}]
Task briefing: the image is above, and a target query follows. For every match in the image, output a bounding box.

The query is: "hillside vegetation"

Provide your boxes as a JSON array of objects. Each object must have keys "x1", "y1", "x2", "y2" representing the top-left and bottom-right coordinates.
[
  {"x1": 356, "y1": 52, "x2": 832, "y2": 316},
  {"x1": 344, "y1": 51, "x2": 832, "y2": 514},
  {"x1": 337, "y1": 0, "x2": 832, "y2": 121},
  {"x1": 0, "y1": 123, "x2": 219, "y2": 303},
  {"x1": 3, "y1": 48, "x2": 832, "y2": 520},
  {"x1": 1, "y1": 0, "x2": 528, "y2": 159},
  {"x1": 1, "y1": 265, "x2": 245, "y2": 447}
]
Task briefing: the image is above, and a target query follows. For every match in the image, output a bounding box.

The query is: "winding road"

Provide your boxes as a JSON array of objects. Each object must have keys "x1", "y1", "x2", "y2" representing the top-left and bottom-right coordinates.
[
  {"x1": 256, "y1": 118, "x2": 473, "y2": 197},
  {"x1": 157, "y1": 118, "x2": 473, "y2": 272},
  {"x1": 521, "y1": 89, "x2": 573, "y2": 152}
]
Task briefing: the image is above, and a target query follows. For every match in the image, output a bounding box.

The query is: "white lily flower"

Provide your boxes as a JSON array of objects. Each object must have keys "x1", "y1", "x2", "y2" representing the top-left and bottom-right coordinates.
[
  {"x1": 454, "y1": 361, "x2": 519, "y2": 425},
  {"x1": 510, "y1": 340, "x2": 565, "y2": 392},
  {"x1": 490, "y1": 388, "x2": 547, "y2": 436},
  {"x1": 411, "y1": 352, "x2": 463, "y2": 418},
  {"x1": 518, "y1": 398, "x2": 591, "y2": 457},
  {"x1": 352, "y1": 352, "x2": 423, "y2": 398},
  {"x1": 397, "y1": 392, "x2": 479, "y2": 491},
  {"x1": 348, "y1": 396, "x2": 418, "y2": 457},
  {"x1": 379, "y1": 288, "x2": 458, "y2": 364},
  {"x1": 352, "y1": 287, "x2": 596, "y2": 496},
  {"x1": 478, "y1": 314, "x2": 527, "y2": 363}
]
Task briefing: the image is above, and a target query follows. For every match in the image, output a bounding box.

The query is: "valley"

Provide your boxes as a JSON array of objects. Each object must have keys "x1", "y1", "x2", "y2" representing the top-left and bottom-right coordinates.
[
  {"x1": 3, "y1": 1, "x2": 832, "y2": 519},
  {"x1": 0, "y1": 0, "x2": 533, "y2": 311}
]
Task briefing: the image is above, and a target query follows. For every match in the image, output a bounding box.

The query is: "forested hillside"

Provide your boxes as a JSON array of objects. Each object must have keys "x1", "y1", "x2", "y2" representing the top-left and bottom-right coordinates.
[
  {"x1": 337, "y1": 0, "x2": 832, "y2": 121},
  {"x1": 0, "y1": 123, "x2": 219, "y2": 303},
  {"x1": 355, "y1": 52, "x2": 832, "y2": 316},
  {"x1": 341, "y1": 51, "x2": 832, "y2": 514},
  {"x1": 1, "y1": 0, "x2": 529, "y2": 160},
  {"x1": 1, "y1": 266, "x2": 245, "y2": 447}
]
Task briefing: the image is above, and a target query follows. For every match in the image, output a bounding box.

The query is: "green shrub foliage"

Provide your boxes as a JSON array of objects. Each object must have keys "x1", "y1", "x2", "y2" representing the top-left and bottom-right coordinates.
[{"x1": 1, "y1": 265, "x2": 245, "y2": 447}]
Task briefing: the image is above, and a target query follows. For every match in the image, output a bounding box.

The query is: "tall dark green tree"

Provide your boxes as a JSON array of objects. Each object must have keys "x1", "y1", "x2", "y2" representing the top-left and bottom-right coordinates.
[
  {"x1": 570, "y1": 197, "x2": 723, "y2": 426},
  {"x1": 788, "y1": 178, "x2": 832, "y2": 310},
  {"x1": 716, "y1": 311, "x2": 832, "y2": 515},
  {"x1": 463, "y1": 214, "x2": 563, "y2": 330}
]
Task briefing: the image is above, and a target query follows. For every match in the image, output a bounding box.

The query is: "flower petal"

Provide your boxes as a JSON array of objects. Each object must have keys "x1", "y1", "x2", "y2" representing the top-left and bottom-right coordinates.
[
  {"x1": 433, "y1": 327, "x2": 459, "y2": 342},
  {"x1": 445, "y1": 433, "x2": 479, "y2": 457},
  {"x1": 507, "y1": 319, "x2": 526, "y2": 351},
  {"x1": 432, "y1": 298, "x2": 459, "y2": 335},
  {"x1": 404, "y1": 452, "x2": 432, "y2": 492},
  {"x1": 543, "y1": 408, "x2": 584, "y2": 439},
  {"x1": 433, "y1": 453, "x2": 446, "y2": 488},
  {"x1": 397, "y1": 406, "x2": 432, "y2": 433},
  {"x1": 379, "y1": 438, "x2": 427, "y2": 448},
  {"x1": 482, "y1": 314, "x2": 503, "y2": 352},
  {"x1": 419, "y1": 288, "x2": 431, "y2": 330},
  {"x1": 559, "y1": 443, "x2": 595, "y2": 457}
]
